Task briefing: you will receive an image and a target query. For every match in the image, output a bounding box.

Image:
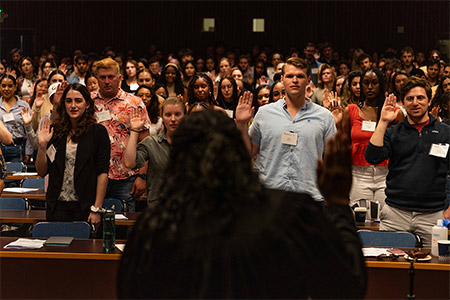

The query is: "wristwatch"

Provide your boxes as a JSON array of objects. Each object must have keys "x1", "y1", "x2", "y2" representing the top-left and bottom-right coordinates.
[
  {"x1": 90, "y1": 205, "x2": 103, "y2": 213},
  {"x1": 137, "y1": 174, "x2": 147, "y2": 180}
]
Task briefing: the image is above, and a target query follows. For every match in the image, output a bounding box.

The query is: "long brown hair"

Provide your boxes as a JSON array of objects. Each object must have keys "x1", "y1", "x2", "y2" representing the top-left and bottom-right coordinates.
[{"x1": 53, "y1": 83, "x2": 97, "y2": 142}]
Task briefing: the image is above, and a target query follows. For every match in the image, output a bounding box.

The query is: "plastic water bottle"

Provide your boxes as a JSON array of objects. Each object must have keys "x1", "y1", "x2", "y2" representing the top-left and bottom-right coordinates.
[
  {"x1": 431, "y1": 219, "x2": 447, "y2": 256},
  {"x1": 103, "y1": 209, "x2": 115, "y2": 252}
]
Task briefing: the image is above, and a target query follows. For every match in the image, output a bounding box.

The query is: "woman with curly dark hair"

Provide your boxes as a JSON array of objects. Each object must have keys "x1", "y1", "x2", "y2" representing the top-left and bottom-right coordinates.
[
  {"x1": 118, "y1": 110, "x2": 366, "y2": 299},
  {"x1": 187, "y1": 73, "x2": 223, "y2": 111},
  {"x1": 35, "y1": 83, "x2": 110, "y2": 226}
]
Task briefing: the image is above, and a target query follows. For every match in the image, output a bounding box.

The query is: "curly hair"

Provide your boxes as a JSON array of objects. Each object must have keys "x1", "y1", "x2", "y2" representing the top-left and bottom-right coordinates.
[
  {"x1": 133, "y1": 110, "x2": 265, "y2": 242},
  {"x1": 52, "y1": 83, "x2": 97, "y2": 143},
  {"x1": 187, "y1": 73, "x2": 215, "y2": 106}
]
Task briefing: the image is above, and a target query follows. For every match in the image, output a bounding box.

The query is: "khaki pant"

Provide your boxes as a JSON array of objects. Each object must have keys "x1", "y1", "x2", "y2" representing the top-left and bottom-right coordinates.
[
  {"x1": 349, "y1": 165, "x2": 388, "y2": 218},
  {"x1": 380, "y1": 204, "x2": 444, "y2": 248}
]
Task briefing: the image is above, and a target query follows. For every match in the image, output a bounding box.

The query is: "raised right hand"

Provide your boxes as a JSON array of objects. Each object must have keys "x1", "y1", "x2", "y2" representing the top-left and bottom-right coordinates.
[
  {"x1": 53, "y1": 81, "x2": 69, "y2": 105},
  {"x1": 235, "y1": 91, "x2": 254, "y2": 124},
  {"x1": 380, "y1": 93, "x2": 400, "y2": 123},
  {"x1": 34, "y1": 96, "x2": 45, "y2": 109},
  {"x1": 37, "y1": 117, "x2": 53, "y2": 146},
  {"x1": 21, "y1": 106, "x2": 33, "y2": 126},
  {"x1": 130, "y1": 108, "x2": 145, "y2": 131}
]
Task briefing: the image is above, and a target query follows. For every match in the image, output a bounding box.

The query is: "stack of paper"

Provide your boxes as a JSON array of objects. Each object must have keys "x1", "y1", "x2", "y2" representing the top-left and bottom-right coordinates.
[
  {"x1": 3, "y1": 238, "x2": 45, "y2": 249},
  {"x1": 362, "y1": 247, "x2": 391, "y2": 257},
  {"x1": 3, "y1": 187, "x2": 40, "y2": 193},
  {"x1": 115, "y1": 214, "x2": 128, "y2": 220}
]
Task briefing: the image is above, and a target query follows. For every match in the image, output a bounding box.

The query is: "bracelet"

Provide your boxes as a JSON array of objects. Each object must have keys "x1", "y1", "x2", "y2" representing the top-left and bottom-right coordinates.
[{"x1": 130, "y1": 129, "x2": 140, "y2": 133}]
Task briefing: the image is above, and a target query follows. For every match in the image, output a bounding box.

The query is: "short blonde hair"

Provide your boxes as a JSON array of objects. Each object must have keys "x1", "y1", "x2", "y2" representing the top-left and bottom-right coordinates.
[{"x1": 95, "y1": 58, "x2": 120, "y2": 74}]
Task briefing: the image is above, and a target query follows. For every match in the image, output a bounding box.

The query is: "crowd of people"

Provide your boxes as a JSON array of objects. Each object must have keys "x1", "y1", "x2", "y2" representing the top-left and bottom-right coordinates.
[{"x1": 0, "y1": 42, "x2": 449, "y2": 250}]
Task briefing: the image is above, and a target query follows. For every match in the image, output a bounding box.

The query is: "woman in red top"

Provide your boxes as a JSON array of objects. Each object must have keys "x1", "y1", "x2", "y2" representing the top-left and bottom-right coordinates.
[{"x1": 342, "y1": 68, "x2": 404, "y2": 216}]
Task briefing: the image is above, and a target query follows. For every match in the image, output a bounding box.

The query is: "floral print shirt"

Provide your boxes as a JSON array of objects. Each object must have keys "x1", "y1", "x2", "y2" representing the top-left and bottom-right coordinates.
[{"x1": 92, "y1": 89, "x2": 151, "y2": 180}]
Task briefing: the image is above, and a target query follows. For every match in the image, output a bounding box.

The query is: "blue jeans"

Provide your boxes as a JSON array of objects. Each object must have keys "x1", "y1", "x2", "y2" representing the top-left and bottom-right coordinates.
[
  {"x1": 0, "y1": 144, "x2": 24, "y2": 163},
  {"x1": 105, "y1": 175, "x2": 137, "y2": 212}
]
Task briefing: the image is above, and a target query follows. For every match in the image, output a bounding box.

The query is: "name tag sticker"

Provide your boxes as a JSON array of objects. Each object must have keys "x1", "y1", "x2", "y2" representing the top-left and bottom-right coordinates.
[
  {"x1": 224, "y1": 109, "x2": 234, "y2": 118},
  {"x1": 46, "y1": 144, "x2": 56, "y2": 163},
  {"x1": 429, "y1": 143, "x2": 449, "y2": 158},
  {"x1": 281, "y1": 131, "x2": 298, "y2": 146},
  {"x1": 96, "y1": 110, "x2": 111, "y2": 123},
  {"x1": 362, "y1": 121, "x2": 376, "y2": 132},
  {"x1": 3, "y1": 113, "x2": 15, "y2": 123},
  {"x1": 311, "y1": 68, "x2": 319, "y2": 75}
]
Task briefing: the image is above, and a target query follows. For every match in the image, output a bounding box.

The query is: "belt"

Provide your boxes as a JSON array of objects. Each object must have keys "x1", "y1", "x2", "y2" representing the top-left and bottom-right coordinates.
[{"x1": 12, "y1": 138, "x2": 25, "y2": 146}]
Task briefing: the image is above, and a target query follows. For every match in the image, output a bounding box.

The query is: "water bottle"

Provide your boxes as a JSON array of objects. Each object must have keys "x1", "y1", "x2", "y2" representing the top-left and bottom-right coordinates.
[
  {"x1": 103, "y1": 209, "x2": 115, "y2": 252},
  {"x1": 431, "y1": 219, "x2": 447, "y2": 256}
]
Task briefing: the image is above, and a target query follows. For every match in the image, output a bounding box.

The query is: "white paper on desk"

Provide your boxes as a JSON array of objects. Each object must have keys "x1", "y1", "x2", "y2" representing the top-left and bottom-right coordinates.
[
  {"x1": 115, "y1": 214, "x2": 128, "y2": 220},
  {"x1": 362, "y1": 247, "x2": 391, "y2": 257},
  {"x1": 3, "y1": 238, "x2": 45, "y2": 249},
  {"x1": 116, "y1": 244, "x2": 126, "y2": 252},
  {"x1": 12, "y1": 172, "x2": 39, "y2": 176},
  {"x1": 2, "y1": 187, "x2": 40, "y2": 193}
]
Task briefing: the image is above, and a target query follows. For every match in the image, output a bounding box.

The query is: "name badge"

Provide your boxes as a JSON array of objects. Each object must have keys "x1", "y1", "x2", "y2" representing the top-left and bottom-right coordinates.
[
  {"x1": 311, "y1": 68, "x2": 319, "y2": 75},
  {"x1": 281, "y1": 131, "x2": 298, "y2": 146},
  {"x1": 429, "y1": 143, "x2": 449, "y2": 158},
  {"x1": 362, "y1": 121, "x2": 376, "y2": 132},
  {"x1": 3, "y1": 113, "x2": 15, "y2": 123},
  {"x1": 224, "y1": 109, "x2": 234, "y2": 119},
  {"x1": 96, "y1": 110, "x2": 111, "y2": 123},
  {"x1": 46, "y1": 144, "x2": 56, "y2": 163}
]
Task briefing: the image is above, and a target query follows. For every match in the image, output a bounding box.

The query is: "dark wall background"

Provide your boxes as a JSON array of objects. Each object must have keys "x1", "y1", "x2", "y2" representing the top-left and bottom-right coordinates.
[{"x1": 1, "y1": 1, "x2": 449, "y2": 60}]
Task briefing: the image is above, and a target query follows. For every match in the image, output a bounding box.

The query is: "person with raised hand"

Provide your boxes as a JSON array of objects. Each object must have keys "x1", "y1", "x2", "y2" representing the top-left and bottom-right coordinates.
[
  {"x1": 366, "y1": 77, "x2": 450, "y2": 247},
  {"x1": 36, "y1": 83, "x2": 110, "y2": 226},
  {"x1": 235, "y1": 57, "x2": 336, "y2": 205},
  {"x1": 341, "y1": 68, "x2": 403, "y2": 213},
  {"x1": 124, "y1": 97, "x2": 185, "y2": 209},
  {"x1": 118, "y1": 110, "x2": 365, "y2": 299}
]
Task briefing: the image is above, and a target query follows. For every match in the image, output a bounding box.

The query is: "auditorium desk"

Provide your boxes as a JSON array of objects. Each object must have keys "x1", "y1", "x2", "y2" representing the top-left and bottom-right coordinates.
[
  {"x1": 365, "y1": 254, "x2": 450, "y2": 299},
  {"x1": 1, "y1": 237, "x2": 449, "y2": 299},
  {"x1": 0, "y1": 237, "x2": 122, "y2": 299},
  {"x1": 0, "y1": 210, "x2": 140, "y2": 226}
]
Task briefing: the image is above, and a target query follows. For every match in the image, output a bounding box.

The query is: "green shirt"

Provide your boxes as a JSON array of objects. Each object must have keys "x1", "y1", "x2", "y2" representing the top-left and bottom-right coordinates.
[{"x1": 135, "y1": 131, "x2": 171, "y2": 203}]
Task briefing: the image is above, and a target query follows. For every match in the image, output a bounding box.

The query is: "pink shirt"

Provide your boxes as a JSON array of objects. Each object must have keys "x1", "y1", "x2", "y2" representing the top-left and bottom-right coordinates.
[{"x1": 92, "y1": 89, "x2": 151, "y2": 180}]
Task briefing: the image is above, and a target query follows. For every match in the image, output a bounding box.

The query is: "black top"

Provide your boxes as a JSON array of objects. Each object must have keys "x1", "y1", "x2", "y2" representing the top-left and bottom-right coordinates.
[
  {"x1": 365, "y1": 115, "x2": 450, "y2": 212},
  {"x1": 45, "y1": 123, "x2": 110, "y2": 213},
  {"x1": 118, "y1": 189, "x2": 366, "y2": 299}
]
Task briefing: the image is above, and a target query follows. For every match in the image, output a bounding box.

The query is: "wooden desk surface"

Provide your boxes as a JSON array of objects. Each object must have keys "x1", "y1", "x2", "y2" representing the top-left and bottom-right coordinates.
[
  {"x1": 1, "y1": 189, "x2": 147, "y2": 201},
  {"x1": 5, "y1": 174, "x2": 41, "y2": 181},
  {"x1": 0, "y1": 209, "x2": 140, "y2": 226},
  {"x1": 0, "y1": 237, "x2": 123, "y2": 260},
  {"x1": 365, "y1": 253, "x2": 450, "y2": 271},
  {"x1": 0, "y1": 237, "x2": 122, "y2": 299},
  {"x1": 1, "y1": 188, "x2": 46, "y2": 199},
  {"x1": 1, "y1": 237, "x2": 449, "y2": 299}
]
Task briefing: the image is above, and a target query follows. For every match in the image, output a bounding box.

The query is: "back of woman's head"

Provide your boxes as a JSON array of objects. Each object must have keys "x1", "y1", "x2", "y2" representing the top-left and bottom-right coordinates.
[{"x1": 159, "y1": 110, "x2": 263, "y2": 221}]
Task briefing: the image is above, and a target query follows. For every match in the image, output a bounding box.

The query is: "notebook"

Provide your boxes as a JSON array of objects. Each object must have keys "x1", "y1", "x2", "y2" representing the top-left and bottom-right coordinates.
[{"x1": 44, "y1": 236, "x2": 74, "y2": 246}]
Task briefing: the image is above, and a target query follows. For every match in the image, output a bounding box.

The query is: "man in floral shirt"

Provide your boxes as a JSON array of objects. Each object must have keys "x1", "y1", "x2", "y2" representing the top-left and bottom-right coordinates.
[{"x1": 92, "y1": 58, "x2": 151, "y2": 212}]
